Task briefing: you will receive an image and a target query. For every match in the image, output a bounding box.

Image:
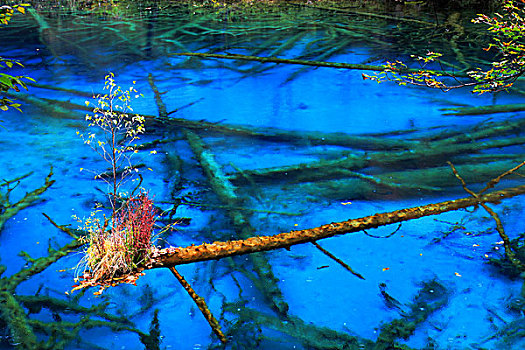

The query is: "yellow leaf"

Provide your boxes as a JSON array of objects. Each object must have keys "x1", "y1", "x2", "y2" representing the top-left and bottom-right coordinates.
[{"x1": 17, "y1": 6, "x2": 25, "y2": 14}]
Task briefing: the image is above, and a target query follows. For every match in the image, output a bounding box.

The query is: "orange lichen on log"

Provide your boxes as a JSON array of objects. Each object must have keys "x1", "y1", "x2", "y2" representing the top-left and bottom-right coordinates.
[{"x1": 143, "y1": 184, "x2": 525, "y2": 270}]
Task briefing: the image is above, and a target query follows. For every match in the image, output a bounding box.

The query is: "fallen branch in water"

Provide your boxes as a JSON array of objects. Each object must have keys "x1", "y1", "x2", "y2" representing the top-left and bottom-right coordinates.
[
  {"x1": 169, "y1": 267, "x2": 227, "y2": 343},
  {"x1": 441, "y1": 103, "x2": 525, "y2": 116},
  {"x1": 140, "y1": 182, "x2": 525, "y2": 271},
  {"x1": 448, "y1": 160, "x2": 525, "y2": 271},
  {"x1": 0, "y1": 168, "x2": 55, "y2": 232},
  {"x1": 170, "y1": 52, "x2": 469, "y2": 77}
]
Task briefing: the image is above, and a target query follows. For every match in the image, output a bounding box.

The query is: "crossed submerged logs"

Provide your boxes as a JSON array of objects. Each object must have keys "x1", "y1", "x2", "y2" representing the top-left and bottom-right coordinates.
[
  {"x1": 0, "y1": 234, "x2": 162, "y2": 350},
  {"x1": 0, "y1": 174, "x2": 162, "y2": 349},
  {"x1": 74, "y1": 160, "x2": 525, "y2": 285},
  {"x1": 148, "y1": 74, "x2": 288, "y2": 341},
  {"x1": 69, "y1": 166, "x2": 525, "y2": 345}
]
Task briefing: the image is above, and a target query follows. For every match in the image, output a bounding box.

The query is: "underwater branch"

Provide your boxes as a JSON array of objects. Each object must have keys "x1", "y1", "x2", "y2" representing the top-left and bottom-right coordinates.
[
  {"x1": 143, "y1": 184, "x2": 525, "y2": 271},
  {"x1": 170, "y1": 52, "x2": 469, "y2": 77}
]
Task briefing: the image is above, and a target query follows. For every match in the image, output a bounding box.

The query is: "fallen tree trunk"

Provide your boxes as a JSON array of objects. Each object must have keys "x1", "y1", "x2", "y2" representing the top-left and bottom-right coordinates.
[
  {"x1": 170, "y1": 52, "x2": 470, "y2": 77},
  {"x1": 143, "y1": 183, "x2": 525, "y2": 270},
  {"x1": 295, "y1": 159, "x2": 525, "y2": 200},
  {"x1": 228, "y1": 137, "x2": 525, "y2": 185},
  {"x1": 441, "y1": 103, "x2": 525, "y2": 116},
  {"x1": 10, "y1": 91, "x2": 415, "y2": 151}
]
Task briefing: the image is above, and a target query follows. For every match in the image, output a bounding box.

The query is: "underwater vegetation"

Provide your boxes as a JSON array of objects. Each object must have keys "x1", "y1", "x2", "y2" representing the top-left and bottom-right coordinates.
[{"x1": 1, "y1": 0, "x2": 525, "y2": 349}]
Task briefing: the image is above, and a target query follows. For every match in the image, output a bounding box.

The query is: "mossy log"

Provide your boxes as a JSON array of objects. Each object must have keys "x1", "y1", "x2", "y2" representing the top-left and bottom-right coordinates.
[
  {"x1": 183, "y1": 128, "x2": 290, "y2": 316},
  {"x1": 0, "y1": 292, "x2": 39, "y2": 349},
  {"x1": 296, "y1": 159, "x2": 525, "y2": 200},
  {"x1": 293, "y1": 1, "x2": 435, "y2": 26},
  {"x1": 10, "y1": 91, "x2": 415, "y2": 151},
  {"x1": 141, "y1": 183, "x2": 525, "y2": 270},
  {"x1": 0, "y1": 237, "x2": 82, "y2": 349},
  {"x1": 417, "y1": 116, "x2": 525, "y2": 143},
  {"x1": 374, "y1": 279, "x2": 448, "y2": 349},
  {"x1": 170, "y1": 52, "x2": 469, "y2": 78},
  {"x1": 227, "y1": 136, "x2": 525, "y2": 185},
  {"x1": 441, "y1": 103, "x2": 525, "y2": 116},
  {"x1": 224, "y1": 304, "x2": 374, "y2": 349},
  {"x1": 224, "y1": 278, "x2": 446, "y2": 349},
  {"x1": 0, "y1": 168, "x2": 55, "y2": 232}
]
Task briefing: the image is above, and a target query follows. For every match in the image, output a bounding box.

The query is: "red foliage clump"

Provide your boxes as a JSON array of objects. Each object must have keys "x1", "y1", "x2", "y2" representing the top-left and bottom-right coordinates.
[{"x1": 115, "y1": 192, "x2": 157, "y2": 259}]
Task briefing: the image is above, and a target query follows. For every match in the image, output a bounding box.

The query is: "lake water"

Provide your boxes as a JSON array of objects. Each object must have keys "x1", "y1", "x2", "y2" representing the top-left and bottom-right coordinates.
[{"x1": 1, "y1": 1, "x2": 524, "y2": 349}]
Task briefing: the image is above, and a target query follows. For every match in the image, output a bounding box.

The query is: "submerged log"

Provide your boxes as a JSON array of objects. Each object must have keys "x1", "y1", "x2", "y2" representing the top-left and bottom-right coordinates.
[
  {"x1": 225, "y1": 305, "x2": 374, "y2": 349},
  {"x1": 10, "y1": 91, "x2": 414, "y2": 151},
  {"x1": 183, "y1": 129, "x2": 290, "y2": 316},
  {"x1": 228, "y1": 136, "x2": 525, "y2": 185},
  {"x1": 296, "y1": 159, "x2": 525, "y2": 200},
  {"x1": 441, "y1": 103, "x2": 525, "y2": 116},
  {"x1": 169, "y1": 267, "x2": 227, "y2": 343},
  {"x1": 170, "y1": 52, "x2": 469, "y2": 77}
]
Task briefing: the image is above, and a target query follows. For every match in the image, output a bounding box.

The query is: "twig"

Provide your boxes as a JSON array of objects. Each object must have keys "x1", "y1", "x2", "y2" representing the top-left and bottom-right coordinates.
[
  {"x1": 1, "y1": 171, "x2": 33, "y2": 187},
  {"x1": 447, "y1": 161, "x2": 524, "y2": 271},
  {"x1": 364, "y1": 223, "x2": 402, "y2": 239},
  {"x1": 478, "y1": 160, "x2": 525, "y2": 195},
  {"x1": 311, "y1": 241, "x2": 365, "y2": 280},
  {"x1": 42, "y1": 213, "x2": 79, "y2": 239}
]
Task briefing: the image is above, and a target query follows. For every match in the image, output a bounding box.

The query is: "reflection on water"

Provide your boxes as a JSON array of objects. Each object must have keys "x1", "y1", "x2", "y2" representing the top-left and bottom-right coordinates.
[{"x1": 0, "y1": 1, "x2": 524, "y2": 349}]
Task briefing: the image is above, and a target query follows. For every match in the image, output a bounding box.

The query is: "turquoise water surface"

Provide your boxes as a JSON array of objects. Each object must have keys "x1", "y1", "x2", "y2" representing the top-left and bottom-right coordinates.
[{"x1": 1, "y1": 2, "x2": 524, "y2": 349}]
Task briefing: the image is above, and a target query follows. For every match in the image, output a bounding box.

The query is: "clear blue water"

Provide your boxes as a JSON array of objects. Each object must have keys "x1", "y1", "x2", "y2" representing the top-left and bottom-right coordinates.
[{"x1": 1, "y1": 2, "x2": 524, "y2": 349}]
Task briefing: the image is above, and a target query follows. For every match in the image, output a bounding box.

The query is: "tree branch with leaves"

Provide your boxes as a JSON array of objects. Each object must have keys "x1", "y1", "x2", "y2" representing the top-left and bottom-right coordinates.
[
  {"x1": 0, "y1": 3, "x2": 33, "y2": 113},
  {"x1": 363, "y1": 0, "x2": 525, "y2": 94}
]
